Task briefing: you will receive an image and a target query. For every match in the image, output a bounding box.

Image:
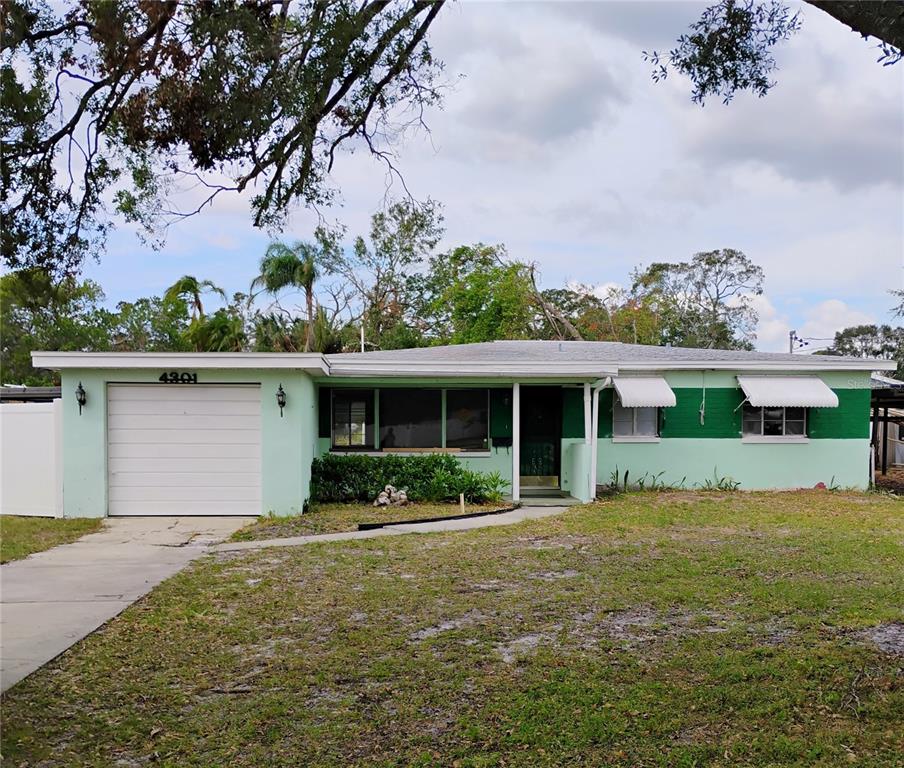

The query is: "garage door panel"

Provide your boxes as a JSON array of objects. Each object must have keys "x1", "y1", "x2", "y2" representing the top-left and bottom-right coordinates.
[
  {"x1": 109, "y1": 386, "x2": 260, "y2": 402},
  {"x1": 109, "y1": 413, "x2": 261, "y2": 431},
  {"x1": 108, "y1": 500, "x2": 257, "y2": 516},
  {"x1": 108, "y1": 399, "x2": 260, "y2": 417},
  {"x1": 108, "y1": 456, "x2": 260, "y2": 474},
  {"x1": 108, "y1": 428, "x2": 260, "y2": 446},
  {"x1": 109, "y1": 443, "x2": 260, "y2": 460},
  {"x1": 109, "y1": 471, "x2": 261, "y2": 488},
  {"x1": 107, "y1": 384, "x2": 261, "y2": 516},
  {"x1": 108, "y1": 484, "x2": 261, "y2": 502}
]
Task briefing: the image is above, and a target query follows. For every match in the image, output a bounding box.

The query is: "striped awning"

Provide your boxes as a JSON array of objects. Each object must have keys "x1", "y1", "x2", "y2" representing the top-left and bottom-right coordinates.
[
  {"x1": 737, "y1": 376, "x2": 838, "y2": 408},
  {"x1": 612, "y1": 377, "x2": 676, "y2": 408}
]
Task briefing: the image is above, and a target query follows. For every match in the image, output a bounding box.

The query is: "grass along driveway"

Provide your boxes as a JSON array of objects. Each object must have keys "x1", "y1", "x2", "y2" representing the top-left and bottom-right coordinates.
[
  {"x1": 0, "y1": 516, "x2": 103, "y2": 563},
  {"x1": 231, "y1": 501, "x2": 511, "y2": 540},
  {"x1": 2, "y1": 491, "x2": 902, "y2": 766}
]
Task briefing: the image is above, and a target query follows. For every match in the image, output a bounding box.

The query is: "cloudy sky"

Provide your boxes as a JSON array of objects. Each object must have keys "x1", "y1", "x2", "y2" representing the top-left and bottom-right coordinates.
[{"x1": 86, "y1": 0, "x2": 904, "y2": 352}]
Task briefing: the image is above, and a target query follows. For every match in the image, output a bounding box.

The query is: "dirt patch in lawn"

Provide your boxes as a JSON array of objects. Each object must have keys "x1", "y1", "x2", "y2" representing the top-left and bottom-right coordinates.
[{"x1": 854, "y1": 622, "x2": 904, "y2": 655}]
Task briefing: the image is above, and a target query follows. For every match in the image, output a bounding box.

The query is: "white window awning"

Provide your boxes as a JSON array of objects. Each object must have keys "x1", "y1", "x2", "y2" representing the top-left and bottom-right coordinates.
[
  {"x1": 612, "y1": 377, "x2": 676, "y2": 408},
  {"x1": 737, "y1": 376, "x2": 838, "y2": 408}
]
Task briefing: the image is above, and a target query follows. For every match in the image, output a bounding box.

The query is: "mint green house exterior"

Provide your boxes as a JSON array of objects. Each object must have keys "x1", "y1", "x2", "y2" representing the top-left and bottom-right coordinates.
[{"x1": 32, "y1": 341, "x2": 890, "y2": 518}]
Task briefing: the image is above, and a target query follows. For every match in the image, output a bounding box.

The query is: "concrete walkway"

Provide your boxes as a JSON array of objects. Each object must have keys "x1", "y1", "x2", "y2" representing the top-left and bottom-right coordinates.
[
  {"x1": 215, "y1": 505, "x2": 568, "y2": 553},
  {"x1": 0, "y1": 516, "x2": 252, "y2": 693}
]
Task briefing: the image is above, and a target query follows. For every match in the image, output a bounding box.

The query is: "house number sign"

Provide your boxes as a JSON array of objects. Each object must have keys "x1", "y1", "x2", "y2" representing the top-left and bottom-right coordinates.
[{"x1": 158, "y1": 371, "x2": 198, "y2": 384}]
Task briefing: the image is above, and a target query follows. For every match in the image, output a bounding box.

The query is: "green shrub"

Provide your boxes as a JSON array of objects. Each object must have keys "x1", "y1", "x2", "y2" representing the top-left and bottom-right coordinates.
[{"x1": 310, "y1": 453, "x2": 508, "y2": 504}]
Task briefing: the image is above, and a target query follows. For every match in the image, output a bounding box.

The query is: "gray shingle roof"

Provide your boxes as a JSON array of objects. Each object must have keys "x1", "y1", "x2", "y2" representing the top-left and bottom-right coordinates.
[{"x1": 326, "y1": 340, "x2": 869, "y2": 365}]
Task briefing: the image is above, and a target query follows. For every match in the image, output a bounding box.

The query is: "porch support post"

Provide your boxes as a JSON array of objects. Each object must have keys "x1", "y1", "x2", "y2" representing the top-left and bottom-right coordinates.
[
  {"x1": 583, "y1": 382, "x2": 592, "y2": 446},
  {"x1": 512, "y1": 383, "x2": 521, "y2": 503},
  {"x1": 589, "y1": 385, "x2": 600, "y2": 500}
]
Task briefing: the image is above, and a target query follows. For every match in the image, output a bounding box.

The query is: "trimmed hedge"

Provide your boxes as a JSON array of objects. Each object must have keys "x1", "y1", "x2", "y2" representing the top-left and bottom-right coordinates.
[{"x1": 311, "y1": 453, "x2": 508, "y2": 504}]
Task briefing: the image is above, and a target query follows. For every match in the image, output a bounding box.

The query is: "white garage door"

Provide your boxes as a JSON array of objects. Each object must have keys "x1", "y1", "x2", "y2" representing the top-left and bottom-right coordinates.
[{"x1": 108, "y1": 384, "x2": 261, "y2": 516}]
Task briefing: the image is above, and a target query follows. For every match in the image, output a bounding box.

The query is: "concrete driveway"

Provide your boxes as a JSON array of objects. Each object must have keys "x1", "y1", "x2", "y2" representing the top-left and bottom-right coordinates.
[{"x1": 0, "y1": 516, "x2": 252, "y2": 693}]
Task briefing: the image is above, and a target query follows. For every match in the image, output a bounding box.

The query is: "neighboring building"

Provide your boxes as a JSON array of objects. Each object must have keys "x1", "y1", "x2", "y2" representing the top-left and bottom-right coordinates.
[{"x1": 31, "y1": 341, "x2": 892, "y2": 518}]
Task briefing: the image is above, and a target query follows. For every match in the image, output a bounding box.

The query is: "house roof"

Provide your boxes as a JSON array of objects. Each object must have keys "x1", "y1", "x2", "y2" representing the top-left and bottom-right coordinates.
[
  {"x1": 31, "y1": 340, "x2": 893, "y2": 379},
  {"x1": 325, "y1": 340, "x2": 893, "y2": 376}
]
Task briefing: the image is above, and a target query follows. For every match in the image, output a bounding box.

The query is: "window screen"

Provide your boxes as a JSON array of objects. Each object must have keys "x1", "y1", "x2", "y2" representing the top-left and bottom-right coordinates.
[
  {"x1": 614, "y1": 401, "x2": 658, "y2": 437},
  {"x1": 332, "y1": 390, "x2": 372, "y2": 448},
  {"x1": 742, "y1": 404, "x2": 807, "y2": 437},
  {"x1": 380, "y1": 389, "x2": 442, "y2": 449},
  {"x1": 446, "y1": 389, "x2": 489, "y2": 450}
]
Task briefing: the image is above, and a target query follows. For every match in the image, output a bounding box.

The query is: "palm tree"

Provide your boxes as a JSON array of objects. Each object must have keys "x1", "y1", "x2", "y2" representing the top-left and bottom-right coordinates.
[
  {"x1": 164, "y1": 276, "x2": 226, "y2": 320},
  {"x1": 252, "y1": 241, "x2": 318, "y2": 352},
  {"x1": 186, "y1": 309, "x2": 246, "y2": 352}
]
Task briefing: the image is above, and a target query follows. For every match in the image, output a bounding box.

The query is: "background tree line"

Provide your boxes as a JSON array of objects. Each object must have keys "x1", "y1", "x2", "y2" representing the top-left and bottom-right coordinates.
[{"x1": 4, "y1": 198, "x2": 901, "y2": 385}]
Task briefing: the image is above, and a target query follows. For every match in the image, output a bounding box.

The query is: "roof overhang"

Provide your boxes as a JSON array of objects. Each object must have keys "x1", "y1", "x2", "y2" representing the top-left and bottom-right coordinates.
[
  {"x1": 737, "y1": 375, "x2": 839, "y2": 408},
  {"x1": 326, "y1": 361, "x2": 619, "y2": 379},
  {"x1": 613, "y1": 376, "x2": 676, "y2": 407},
  {"x1": 31, "y1": 352, "x2": 330, "y2": 375},
  {"x1": 616, "y1": 359, "x2": 895, "y2": 372}
]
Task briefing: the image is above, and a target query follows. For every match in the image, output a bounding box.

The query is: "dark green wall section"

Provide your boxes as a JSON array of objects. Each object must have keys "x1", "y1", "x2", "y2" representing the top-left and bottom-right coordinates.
[
  {"x1": 660, "y1": 388, "x2": 745, "y2": 438},
  {"x1": 809, "y1": 388, "x2": 870, "y2": 439},
  {"x1": 490, "y1": 387, "x2": 513, "y2": 439},
  {"x1": 561, "y1": 388, "x2": 585, "y2": 438}
]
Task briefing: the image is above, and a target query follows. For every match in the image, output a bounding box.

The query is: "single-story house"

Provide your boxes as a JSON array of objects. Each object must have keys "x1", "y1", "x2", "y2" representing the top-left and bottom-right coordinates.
[{"x1": 31, "y1": 341, "x2": 893, "y2": 518}]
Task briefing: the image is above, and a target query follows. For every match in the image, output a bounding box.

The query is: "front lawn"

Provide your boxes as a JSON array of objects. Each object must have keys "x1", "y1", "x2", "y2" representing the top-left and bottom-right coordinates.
[
  {"x1": 0, "y1": 516, "x2": 103, "y2": 564},
  {"x1": 231, "y1": 501, "x2": 512, "y2": 540},
  {"x1": 2, "y1": 491, "x2": 902, "y2": 766}
]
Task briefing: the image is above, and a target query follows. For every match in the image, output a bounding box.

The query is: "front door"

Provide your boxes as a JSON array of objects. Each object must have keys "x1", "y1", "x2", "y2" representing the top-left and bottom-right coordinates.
[{"x1": 520, "y1": 386, "x2": 561, "y2": 489}]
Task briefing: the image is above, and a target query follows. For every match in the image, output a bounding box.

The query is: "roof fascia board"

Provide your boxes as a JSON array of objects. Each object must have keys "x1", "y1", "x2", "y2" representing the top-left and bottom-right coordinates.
[
  {"x1": 31, "y1": 352, "x2": 330, "y2": 374},
  {"x1": 616, "y1": 360, "x2": 894, "y2": 372},
  {"x1": 325, "y1": 363, "x2": 620, "y2": 378}
]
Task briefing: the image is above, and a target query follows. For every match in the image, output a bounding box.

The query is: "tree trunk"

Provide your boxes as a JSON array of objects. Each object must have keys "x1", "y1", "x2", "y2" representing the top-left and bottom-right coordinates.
[
  {"x1": 304, "y1": 288, "x2": 314, "y2": 353},
  {"x1": 529, "y1": 266, "x2": 584, "y2": 341},
  {"x1": 806, "y1": 1, "x2": 904, "y2": 52}
]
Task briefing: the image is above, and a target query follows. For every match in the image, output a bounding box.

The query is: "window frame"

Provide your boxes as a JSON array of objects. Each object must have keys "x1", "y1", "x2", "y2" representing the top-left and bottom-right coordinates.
[
  {"x1": 330, "y1": 388, "x2": 374, "y2": 450},
  {"x1": 741, "y1": 404, "x2": 809, "y2": 442},
  {"x1": 612, "y1": 399, "x2": 661, "y2": 443},
  {"x1": 329, "y1": 387, "x2": 492, "y2": 455},
  {"x1": 444, "y1": 388, "x2": 491, "y2": 452}
]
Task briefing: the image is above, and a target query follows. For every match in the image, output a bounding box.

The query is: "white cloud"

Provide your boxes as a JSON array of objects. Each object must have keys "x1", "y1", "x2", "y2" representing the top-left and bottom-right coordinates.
[
  {"x1": 798, "y1": 300, "x2": 874, "y2": 345},
  {"x1": 749, "y1": 294, "x2": 790, "y2": 352}
]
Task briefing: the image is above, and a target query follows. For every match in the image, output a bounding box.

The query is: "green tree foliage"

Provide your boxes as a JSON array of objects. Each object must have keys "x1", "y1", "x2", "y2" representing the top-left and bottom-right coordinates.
[
  {"x1": 163, "y1": 276, "x2": 226, "y2": 320},
  {"x1": 826, "y1": 324, "x2": 904, "y2": 378},
  {"x1": 1, "y1": 270, "x2": 112, "y2": 384},
  {"x1": 416, "y1": 244, "x2": 538, "y2": 344},
  {"x1": 630, "y1": 249, "x2": 764, "y2": 349},
  {"x1": 648, "y1": 0, "x2": 902, "y2": 105},
  {"x1": 321, "y1": 199, "x2": 443, "y2": 349},
  {"x1": 2, "y1": 0, "x2": 446, "y2": 275},
  {"x1": 109, "y1": 296, "x2": 191, "y2": 352},
  {"x1": 185, "y1": 309, "x2": 248, "y2": 353},
  {"x1": 252, "y1": 233, "x2": 339, "y2": 352}
]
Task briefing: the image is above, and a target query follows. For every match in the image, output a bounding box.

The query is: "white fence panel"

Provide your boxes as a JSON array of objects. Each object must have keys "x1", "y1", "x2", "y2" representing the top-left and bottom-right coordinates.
[{"x1": 0, "y1": 400, "x2": 63, "y2": 517}]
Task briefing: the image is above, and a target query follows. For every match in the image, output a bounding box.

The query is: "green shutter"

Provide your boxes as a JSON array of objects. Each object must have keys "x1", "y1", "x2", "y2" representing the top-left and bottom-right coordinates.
[
  {"x1": 597, "y1": 389, "x2": 614, "y2": 438},
  {"x1": 490, "y1": 387, "x2": 513, "y2": 440},
  {"x1": 561, "y1": 387, "x2": 585, "y2": 438}
]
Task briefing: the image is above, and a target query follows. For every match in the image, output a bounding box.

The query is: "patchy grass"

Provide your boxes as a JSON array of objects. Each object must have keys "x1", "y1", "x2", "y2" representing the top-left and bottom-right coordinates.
[
  {"x1": 231, "y1": 501, "x2": 511, "y2": 540},
  {"x1": 2, "y1": 491, "x2": 903, "y2": 766},
  {"x1": 0, "y1": 516, "x2": 102, "y2": 563}
]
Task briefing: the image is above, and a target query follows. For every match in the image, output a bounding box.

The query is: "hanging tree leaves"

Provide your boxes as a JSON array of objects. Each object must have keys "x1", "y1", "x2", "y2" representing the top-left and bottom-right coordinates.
[{"x1": 1, "y1": 0, "x2": 446, "y2": 276}]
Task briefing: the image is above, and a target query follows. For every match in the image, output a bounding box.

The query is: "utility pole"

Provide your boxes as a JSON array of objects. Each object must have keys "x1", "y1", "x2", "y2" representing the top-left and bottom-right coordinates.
[{"x1": 789, "y1": 330, "x2": 795, "y2": 354}]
